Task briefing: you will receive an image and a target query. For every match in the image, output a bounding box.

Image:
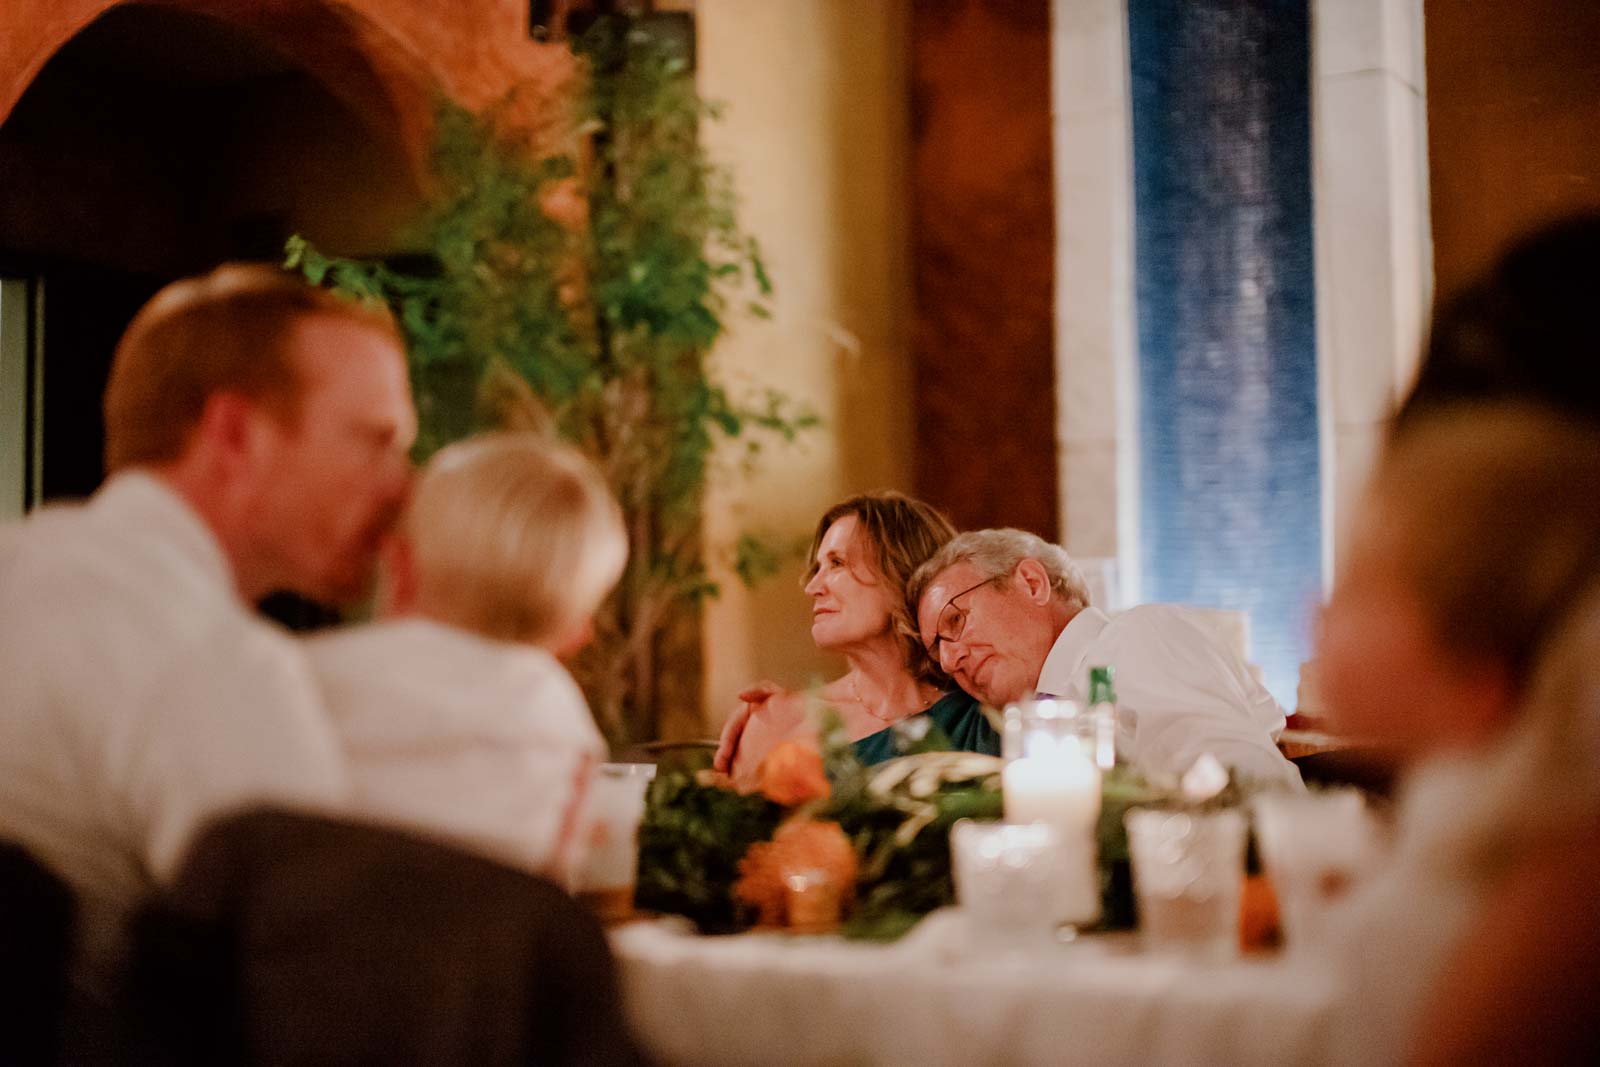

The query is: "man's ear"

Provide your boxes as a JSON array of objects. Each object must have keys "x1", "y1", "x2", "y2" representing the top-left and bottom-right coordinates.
[
  {"x1": 1013, "y1": 558, "x2": 1055, "y2": 605},
  {"x1": 376, "y1": 534, "x2": 418, "y2": 619},
  {"x1": 192, "y1": 391, "x2": 269, "y2": 474}
]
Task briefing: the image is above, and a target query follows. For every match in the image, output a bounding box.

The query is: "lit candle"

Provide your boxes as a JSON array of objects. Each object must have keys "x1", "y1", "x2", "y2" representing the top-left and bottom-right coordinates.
[
  {"x1": 1002, "y1": 744, "x2": 1103, "y2": 925},
  {"x1": 1003, "y1": 745, "x2": 1102, "y2": 830}
]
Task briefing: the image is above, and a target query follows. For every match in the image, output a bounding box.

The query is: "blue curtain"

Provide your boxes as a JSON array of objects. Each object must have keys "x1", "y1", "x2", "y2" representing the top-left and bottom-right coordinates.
[{"x1": 1129, "y1": 0, "x2": 1320, "y2": 708}]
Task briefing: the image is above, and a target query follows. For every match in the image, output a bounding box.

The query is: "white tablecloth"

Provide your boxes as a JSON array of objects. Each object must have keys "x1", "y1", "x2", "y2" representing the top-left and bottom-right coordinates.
[{"x1": 612, "y1": 911, "x2": 1341, "y2": 1067}]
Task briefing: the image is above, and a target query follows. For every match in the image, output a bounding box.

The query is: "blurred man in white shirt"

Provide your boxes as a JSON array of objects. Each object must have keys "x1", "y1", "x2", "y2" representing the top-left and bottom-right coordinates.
[
  {"x1": 0, "y1": 265, "x2": 416, "y2": 979},
  {"x1": 909, "y1": 528, "x2": 1301, "y2": 786}
]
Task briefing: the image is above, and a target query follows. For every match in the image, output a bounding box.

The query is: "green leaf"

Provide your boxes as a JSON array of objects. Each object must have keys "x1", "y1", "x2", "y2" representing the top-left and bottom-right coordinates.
[
  {"x1": 635, "y1": 771, "x2": 786, "y2": 934},
  {"x1": 840, "y1": 909, "x2": 926, "y2": 942}
]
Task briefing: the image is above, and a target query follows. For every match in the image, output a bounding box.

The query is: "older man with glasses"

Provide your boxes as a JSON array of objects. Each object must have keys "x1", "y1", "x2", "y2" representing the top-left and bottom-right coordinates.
[{"x1": 908, "y1": 528, "x2": 1301, "y2": 786}]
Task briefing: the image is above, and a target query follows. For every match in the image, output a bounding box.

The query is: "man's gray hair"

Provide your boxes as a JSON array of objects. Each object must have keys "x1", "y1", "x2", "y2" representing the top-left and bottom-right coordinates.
[{"x1": 907, "y1": 528, "x2": 1091, "y2": 618}]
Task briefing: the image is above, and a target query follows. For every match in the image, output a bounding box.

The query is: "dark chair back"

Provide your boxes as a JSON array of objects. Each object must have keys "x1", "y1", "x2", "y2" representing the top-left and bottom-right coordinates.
[
  {"x1": 0, "y1": 840, "x2": 75, "y2": 1067},
  {"x1": 124, "y1": 808, "x2": 654, "y2": 1067}
]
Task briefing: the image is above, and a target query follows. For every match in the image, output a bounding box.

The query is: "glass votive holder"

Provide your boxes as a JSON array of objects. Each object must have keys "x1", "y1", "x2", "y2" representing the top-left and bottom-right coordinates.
[
  {"x1": 1003, "y1": 698, "x2": 1090, "y2": 762},
  {"x1": 571, "y1": 762, "x2": 657, "y2": 924},
  {"x1": 1125, "y1": 807, "x2": 1247, "y2": 961},
  {"x1": 782, "y1": 866, "x2": 845, "y2": 934},
  {"x1": 1001, "y1": 746, "x2": 1102, "y2": 930},
  {"x1": 1251, "y1": 789, "x2": 1378, "y2": 953},
  {"x1": 950, "y1": 819, "x2": 1063, "y2": 950}
]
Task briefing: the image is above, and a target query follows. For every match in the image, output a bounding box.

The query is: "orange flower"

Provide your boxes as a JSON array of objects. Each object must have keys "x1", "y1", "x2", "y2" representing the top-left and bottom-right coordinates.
[
  {"x1": 756, "y1": 740, "x2": 830, "y2": 807},
  {"x1": 734, "y1": 818, "x2": 858, "y2": 929}
]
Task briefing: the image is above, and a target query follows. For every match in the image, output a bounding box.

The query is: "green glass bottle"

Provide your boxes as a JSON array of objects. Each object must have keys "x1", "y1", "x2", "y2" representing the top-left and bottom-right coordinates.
[{"x1": 1086, "y1": 665, "x2": 1117, "y2": 771}]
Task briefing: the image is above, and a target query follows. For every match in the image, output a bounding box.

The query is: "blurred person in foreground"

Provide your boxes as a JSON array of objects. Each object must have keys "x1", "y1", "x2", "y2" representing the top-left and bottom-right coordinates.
[
  {"x1": 714, "y1": 492, "x2": 997, "y2": 788},
  {"x1": 305, "y1": 433, "x2": 624, "y2": 883},
  {"x1": 0, "y1": 266, "x2": 415, "y2": 984},
  {"x1": 1318, "y1": 405, "x2": 1600, "y2": 1066},
  {"x1": 909, "y1": 529, "x2": 1302, "y2": 786}
]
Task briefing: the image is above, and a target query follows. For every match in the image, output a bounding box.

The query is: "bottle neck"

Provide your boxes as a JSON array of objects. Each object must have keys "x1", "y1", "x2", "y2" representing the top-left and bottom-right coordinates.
[{"x1": 1087, "y1": 666, "x2": 1116, "y2": 706}]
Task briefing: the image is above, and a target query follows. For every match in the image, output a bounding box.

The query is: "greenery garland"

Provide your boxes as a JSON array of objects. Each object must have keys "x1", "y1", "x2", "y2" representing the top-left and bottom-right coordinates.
[{"x1": 634, "y1": 723, "x2": 1175, "y2": 941}]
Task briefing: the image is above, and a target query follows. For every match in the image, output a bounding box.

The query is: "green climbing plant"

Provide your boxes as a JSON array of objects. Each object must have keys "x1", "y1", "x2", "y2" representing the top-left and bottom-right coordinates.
[{"x1": 286, "y1": 16, "x2": 817, "y2": 748}]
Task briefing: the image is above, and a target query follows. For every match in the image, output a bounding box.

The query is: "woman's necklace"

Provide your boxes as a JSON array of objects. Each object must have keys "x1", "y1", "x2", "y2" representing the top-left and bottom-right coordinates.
[{"x1": 848, "y1": 675, "x2": 940, "y2": 724}]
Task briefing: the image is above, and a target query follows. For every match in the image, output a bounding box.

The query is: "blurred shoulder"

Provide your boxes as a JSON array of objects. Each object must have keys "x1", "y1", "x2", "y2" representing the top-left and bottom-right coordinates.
[{"x1": 309, "y1": 619, "x2": 601, "y2": 749}]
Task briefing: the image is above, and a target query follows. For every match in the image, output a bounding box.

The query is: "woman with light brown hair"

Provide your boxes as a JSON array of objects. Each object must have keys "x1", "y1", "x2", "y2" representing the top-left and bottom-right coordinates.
[{"x1": 713, "y1": 491, "x2": 997, "y2": 786}]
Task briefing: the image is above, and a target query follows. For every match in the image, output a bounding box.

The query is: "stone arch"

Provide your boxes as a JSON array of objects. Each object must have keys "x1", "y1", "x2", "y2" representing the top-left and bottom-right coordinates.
[
  {"x1": 1, "y1": 0, "x2": 444, "y2": 183},
  {"x1": 0, "y1": 0, "x2": 475, "y2": 501}
]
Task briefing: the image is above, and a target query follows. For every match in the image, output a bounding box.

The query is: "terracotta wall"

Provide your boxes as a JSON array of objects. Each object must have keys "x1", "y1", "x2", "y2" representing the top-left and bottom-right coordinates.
[
  {"x1": 0, "y1": 0, "x2": 577, "y2": 168},
  {"x1": 909, "y1": 0, "x2": 1057, "y2": 540},
  {"x1": 1425, "y1": 0, "x2": 1600, "y2": 302}
]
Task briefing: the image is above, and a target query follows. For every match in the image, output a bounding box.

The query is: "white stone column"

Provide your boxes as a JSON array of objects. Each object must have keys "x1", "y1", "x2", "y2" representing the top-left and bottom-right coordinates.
[
  {"x1": 1312, "y1": 0, "x2": 1432, "y2": 580},
  {"x1": 1051, "y1": 0, "x2": 1140, "y2": 606}
]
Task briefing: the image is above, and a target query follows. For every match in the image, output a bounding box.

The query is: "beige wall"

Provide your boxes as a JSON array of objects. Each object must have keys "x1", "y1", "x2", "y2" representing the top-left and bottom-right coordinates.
[{"x1": 692, "y1": 0, "x2": 917, "y2": 728}]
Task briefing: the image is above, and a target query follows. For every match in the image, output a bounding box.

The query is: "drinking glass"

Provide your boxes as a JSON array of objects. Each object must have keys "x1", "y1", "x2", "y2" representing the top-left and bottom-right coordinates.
[
  {"x1": 1252, "y1": 789, "x2": 1378, "y2": 953},
  {"x1": 1125, "y1": 808, "x2": 1246, "y2": 961},
  {"x1": 1003, "y1": 698, "x2": 1090, "y2": 762},
  {"x1": 950, "y1": 820, "x2": 1063, "y2": 950},
  {"x1": 571, "y1": 762, "x2": 656, "y2": 924}
]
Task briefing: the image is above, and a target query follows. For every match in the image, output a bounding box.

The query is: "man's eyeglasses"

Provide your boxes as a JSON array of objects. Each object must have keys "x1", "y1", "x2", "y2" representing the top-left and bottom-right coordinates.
[{"x1": 928, "y1": 574, "x2": 1005, "y2": 660}]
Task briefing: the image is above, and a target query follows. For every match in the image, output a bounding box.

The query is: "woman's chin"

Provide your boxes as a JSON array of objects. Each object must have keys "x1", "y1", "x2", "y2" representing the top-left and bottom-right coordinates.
[{"x1": 809, "y1": 619, "x2": 854, "y2": 651}]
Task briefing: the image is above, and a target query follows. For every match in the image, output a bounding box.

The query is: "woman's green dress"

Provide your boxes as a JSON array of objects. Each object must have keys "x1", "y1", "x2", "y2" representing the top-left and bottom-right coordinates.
[{"x1": 850, "y1": 690, "x2": 999, "y2": 765}]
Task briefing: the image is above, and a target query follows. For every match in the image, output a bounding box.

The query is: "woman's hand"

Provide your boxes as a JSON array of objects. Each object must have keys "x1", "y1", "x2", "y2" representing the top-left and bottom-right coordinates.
[
  {"x1": 713, "y1": 681, "x2": 782, "y2": 772},
  {"x1": 718, "y1": 687, "x2": 814, "y2": 790}
]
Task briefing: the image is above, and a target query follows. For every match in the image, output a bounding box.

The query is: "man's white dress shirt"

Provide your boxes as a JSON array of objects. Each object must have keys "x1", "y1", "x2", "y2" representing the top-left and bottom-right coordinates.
[
  {"x1": 0, "y1": 472, "x2": 348, "y2": 973},
  {"x1": 305, "y1": 619, "x2": 606, "y2": 878},
  {"x1": 1035, "y1": 604, "x2": 1302, "y2": 785}
]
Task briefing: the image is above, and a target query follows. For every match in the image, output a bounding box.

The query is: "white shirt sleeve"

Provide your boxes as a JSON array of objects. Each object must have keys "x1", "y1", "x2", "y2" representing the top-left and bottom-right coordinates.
[{"x1": 123, "y1": 629, "x2": 348, "y2": 881}]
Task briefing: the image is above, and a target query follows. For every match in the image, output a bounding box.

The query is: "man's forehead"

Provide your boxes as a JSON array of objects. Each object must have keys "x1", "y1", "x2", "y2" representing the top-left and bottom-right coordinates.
[{"x1": 918, "y1": 561, "x2": 981, "y2": 622}]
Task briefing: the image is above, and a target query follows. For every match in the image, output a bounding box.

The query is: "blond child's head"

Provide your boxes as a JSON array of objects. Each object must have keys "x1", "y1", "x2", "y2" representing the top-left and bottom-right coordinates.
[{"x1": 386, "y1": 433, "x2": 627, "y2": 654}]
